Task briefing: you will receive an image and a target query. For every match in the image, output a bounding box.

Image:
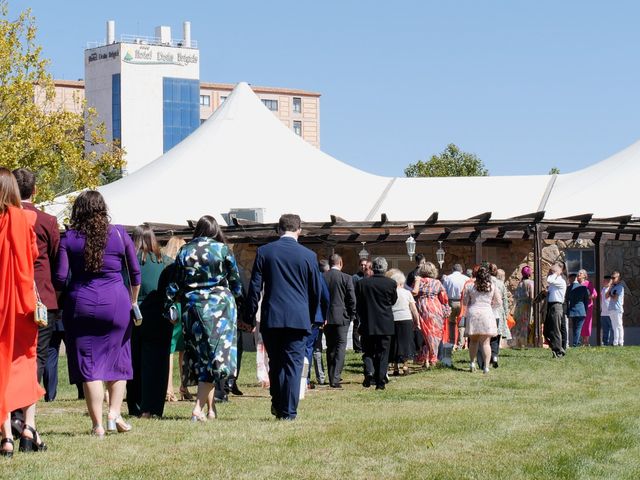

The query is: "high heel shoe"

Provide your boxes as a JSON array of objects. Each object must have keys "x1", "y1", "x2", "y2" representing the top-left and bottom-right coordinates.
[
  {"x1": 165, "y1": 391, "x2": 178, "y2": 402},
  {"x1": 469, "y1": 362, "x2": 477, "y2": 373},
  {"x1": 19, "y1": 425, "x2": 47, "y2": 452},
  {"x1": 0, "y1": 438, "x2": 14, "y2": 458},
  {"x1": 91, "y1": 425, "x2": 105, "y2": 438},
  {"x1": 483, "y1": 367, "x2": 490, "y2": 374},
  {"x1": 207, "y1": 404, "x2": 218, "y2": 420},
  {"x1": 106, "y1": 415, "x2": 132, "y2": 433},
  {"x1": 179, "y1": 387, "x2": 193, "y2": 401},
  {"x1": 190, "y1": 412, "x2": 207, "y2": 422}
]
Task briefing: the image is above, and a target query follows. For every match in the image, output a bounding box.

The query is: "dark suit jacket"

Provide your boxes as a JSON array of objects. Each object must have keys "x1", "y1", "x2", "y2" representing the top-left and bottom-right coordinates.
[
  {"x1": 355, "y1": 274, "x2": 397, "y2": 336},
  {"x1": 22, "y1": 202, "x2": 59, "y2": 310},
  {"x1": 247, "y1": 236, "x2": 322, "y2": 332},
  {"x1": 324, "y1": 268, "x2": 356, "y2": 326}
]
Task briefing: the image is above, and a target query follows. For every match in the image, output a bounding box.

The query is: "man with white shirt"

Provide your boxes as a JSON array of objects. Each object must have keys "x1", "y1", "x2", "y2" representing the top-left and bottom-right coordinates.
[
  {"x1": 441, "y1": 264, "x2": 469, "y2": 348},
  {"x1": 606, "y1": 271, "x2": 625, "y2": 346},
  {"x1": 544, "y1": 263, "x2": 567, "y2": 358}
]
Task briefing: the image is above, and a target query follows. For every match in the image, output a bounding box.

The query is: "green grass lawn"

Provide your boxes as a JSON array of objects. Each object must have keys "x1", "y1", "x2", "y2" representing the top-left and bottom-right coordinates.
[{"x1": 3, "y1": 347, "x2": 640, "y2": 479}]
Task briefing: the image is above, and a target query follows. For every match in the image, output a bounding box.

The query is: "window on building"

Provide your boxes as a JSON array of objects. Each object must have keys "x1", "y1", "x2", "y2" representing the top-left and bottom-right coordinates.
[
  {"x1": 112, "y1": 74, "x2": 121, "y2": 142},
  {"x1": 293, "y1": 97, "x2": 301, "y2": 113},
  {"x1": 220, "y1": 96, "x2": 227, "y2": 103},
  {"x1": 199, "y1": 94, "x2": 211, "y2": 106},
  {"x1": 163, "y1": 77, "x2": 200, "y2": 153},
  {"x1": 293, "y1": 120, "x2": 302, "y2": 136},
  {"x1": 262, "y1": 99, "x2": 278, "y2": 111},
  {"x1": 565, "y1": 249, "x2": 595, "y2": 275}
]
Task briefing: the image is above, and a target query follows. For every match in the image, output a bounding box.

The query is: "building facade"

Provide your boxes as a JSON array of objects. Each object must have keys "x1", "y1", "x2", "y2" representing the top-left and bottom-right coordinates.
[{"x1": 40, "y1": 21, "x2": 320, "y2": 174}]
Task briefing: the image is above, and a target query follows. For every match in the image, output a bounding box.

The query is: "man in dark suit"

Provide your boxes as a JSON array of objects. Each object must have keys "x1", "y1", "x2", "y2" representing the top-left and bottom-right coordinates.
[
  {"x1": 323, "y1": 253, "x2": 356, "y2": 388},
  {"x1": 247, "y1": 214, "x2": 322, "y2": 420},
  {"x1": 355, "y1": 257, "x2": 397, "y2": 390},
  {"x1": 12, "y1": 169, "x2": 59, "y2": 383}
]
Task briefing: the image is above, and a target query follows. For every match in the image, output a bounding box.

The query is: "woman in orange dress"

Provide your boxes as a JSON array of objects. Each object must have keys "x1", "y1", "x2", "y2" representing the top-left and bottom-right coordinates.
[{"x1": 0, "y1": 168, "x2": 46, "y2": 458}]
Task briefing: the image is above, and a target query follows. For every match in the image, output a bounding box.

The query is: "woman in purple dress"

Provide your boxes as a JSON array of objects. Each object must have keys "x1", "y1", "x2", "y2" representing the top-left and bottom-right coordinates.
[{"x1": 54, "y1": 191, "x2": 140, "y2": 437}]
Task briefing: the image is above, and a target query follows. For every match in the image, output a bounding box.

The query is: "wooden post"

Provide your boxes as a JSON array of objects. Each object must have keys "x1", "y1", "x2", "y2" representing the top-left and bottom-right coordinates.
[
  {"x1": 533, "y1": 225, "x2": 543, "y2": 347},
  {"x1": 593, "y1": 235, "x2": 608, "y2": 346},
  {"x1": 474, "y1": 238, "x2": 484, "y2": 264}
]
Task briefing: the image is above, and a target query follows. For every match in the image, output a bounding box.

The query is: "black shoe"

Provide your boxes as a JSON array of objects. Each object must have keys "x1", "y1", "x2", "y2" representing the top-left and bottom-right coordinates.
[
  {"x1": 230, "y1": 384, "x2": 243, "y2": 396},
  {"x1": 214, "y1": 394, "x2": 229, "y2": 403},
  {"x1": 362, "y1": 377, "x2": 372, "y2": 388},
  {"x1": 491, "y1": 356, "x2": 499, "y2": 368},
  {"x1": 0, "y1": 438, "x2": 14, "y2": 458},
  {"x1": 375, "y1": 384, "x2": 386, "y2": 390},
  {"x1": 18, "y1": 425, "x2": 46, "y2": 453},
  {"x1": 271, "y1": 404, "x2": 281, "y2": 418},
  {"x1": 330, "y1": 384, "x2": 343, "y2": 389}
]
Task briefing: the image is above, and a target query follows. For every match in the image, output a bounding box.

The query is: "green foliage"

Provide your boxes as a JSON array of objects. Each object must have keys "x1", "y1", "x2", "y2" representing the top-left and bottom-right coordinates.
[
  {"x1": 405, "y1": 143, "x2": 489, "y2": 177},
  {"x1": 549, "y1": 167, "x2": 561, "y2": 174},
  {"x1": 0, "y1": 1, "x2": 124, "y2": 202}
]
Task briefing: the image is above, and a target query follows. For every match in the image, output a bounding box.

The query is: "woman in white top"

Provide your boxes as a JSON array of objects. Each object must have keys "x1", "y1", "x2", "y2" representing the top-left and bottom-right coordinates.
[
  {"x1": 386, "y1": 269, "x2": 420, "y2": 375},
  {"x1": 462, "y1": 265, "x2": 502, "y2": 374}
]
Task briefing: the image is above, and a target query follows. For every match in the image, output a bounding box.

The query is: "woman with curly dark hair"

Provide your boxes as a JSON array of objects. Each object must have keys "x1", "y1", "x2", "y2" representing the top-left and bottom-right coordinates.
[
  {"x1": 461, "y1": 265, "x2": 502, "y2": 374},
  {"x1": 54, "y1": 191, "x2": 141, "y2": 437}
]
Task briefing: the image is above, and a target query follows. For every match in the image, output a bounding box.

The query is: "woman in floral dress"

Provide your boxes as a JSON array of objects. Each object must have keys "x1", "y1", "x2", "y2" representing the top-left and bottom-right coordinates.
[
  {"x1": 167, "y1": 216, "x2": 243, "y2": 421},
  {"x1": 412, "y1": 262, "x2": 449, "y2": 367}
]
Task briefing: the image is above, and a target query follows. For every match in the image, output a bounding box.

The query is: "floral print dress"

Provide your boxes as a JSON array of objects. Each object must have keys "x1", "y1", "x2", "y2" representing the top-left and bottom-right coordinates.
[
  {"x1": 414, "y1": 277, "x2": 450, "y2": 365},
  {"x1": 167, "y1": 238, "x2": 243, "y2": 384}
]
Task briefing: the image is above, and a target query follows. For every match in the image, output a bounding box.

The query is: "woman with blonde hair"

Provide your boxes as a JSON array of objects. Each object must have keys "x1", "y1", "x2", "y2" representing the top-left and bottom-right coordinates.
[
  {"x1": 412, "y1": 262, "x2": 450, "y2": 367},
  {"x1": 161, "y1": 236, "x2": 190, "y2": 401},
  {"x1": 0, "y1": 168, "x2": 44, "y2": 457},
  {"x1": 386, "y1": 269, "x2": 420, "y2": 375}
]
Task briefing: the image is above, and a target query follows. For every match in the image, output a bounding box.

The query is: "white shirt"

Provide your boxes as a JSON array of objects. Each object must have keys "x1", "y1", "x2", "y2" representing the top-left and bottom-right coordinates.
[
  {"x1": 608, "y1": 283, "x2": 625, "y2": 312},
  {"x1": 546, "y1": 274, "x2": 567, "y2": 303},
  {"x1": 442, "y1": 271, "x2": 469, "y2": 301},
  {"x1": 600, "y1": 287, "x2": 610, "y2": 316},
  {"x1": 392, "y1": 288, "x2": 415, "y2": 321}
]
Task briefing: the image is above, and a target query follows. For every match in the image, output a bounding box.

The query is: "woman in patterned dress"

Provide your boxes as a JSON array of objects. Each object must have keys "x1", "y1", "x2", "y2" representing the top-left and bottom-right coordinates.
[
  {"x1": 412, "y1": 262, "x2": 449, "y2": 367},
  {"x1": 167, "y1": 216, "x2": 243, "y2": 421},
  {"x1": 513, "y1": 266, "x2": 534, "y2": 348}
]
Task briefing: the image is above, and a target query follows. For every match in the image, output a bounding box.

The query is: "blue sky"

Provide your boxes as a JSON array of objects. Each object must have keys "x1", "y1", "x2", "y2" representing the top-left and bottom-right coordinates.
[{"x1": 10, "y1": 0, "x2": 640, "y2": 176}]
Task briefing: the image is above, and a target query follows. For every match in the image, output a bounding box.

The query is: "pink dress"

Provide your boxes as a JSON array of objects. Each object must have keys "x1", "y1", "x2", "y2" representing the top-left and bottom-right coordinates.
[
  {"x1": 580, "y1": 280, "x2": 597, "y2": 337},
  {"x1": 463, "y1": 283, "x2": 501, "y2": 336}
]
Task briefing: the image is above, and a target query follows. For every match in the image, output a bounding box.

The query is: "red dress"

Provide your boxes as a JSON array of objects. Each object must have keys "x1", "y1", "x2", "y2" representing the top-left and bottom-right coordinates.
[{"x1": 0, "y1": 207, "x2": 44, "y2": 419}]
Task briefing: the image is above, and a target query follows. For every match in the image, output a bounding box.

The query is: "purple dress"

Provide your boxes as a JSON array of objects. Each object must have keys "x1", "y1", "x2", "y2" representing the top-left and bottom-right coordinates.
[{"x1": 54, "y1": 225, "x2": 141, "y2": 384}]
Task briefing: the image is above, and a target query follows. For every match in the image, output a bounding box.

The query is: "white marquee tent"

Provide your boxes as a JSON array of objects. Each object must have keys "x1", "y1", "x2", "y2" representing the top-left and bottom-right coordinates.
[{"x1": 47, "y1": 82, "x2": 640, "y2": 225}]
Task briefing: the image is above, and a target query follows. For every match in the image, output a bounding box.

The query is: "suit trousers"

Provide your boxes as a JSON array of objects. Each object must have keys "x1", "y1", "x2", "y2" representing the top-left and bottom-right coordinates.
[
  {"x1": 324, "y1": 324, "x2": 350, "y2": 386},
  {"x1": 262, "y1": 328, "x2": 308, "y2": 419},
  {"x1": 361, "y1": 334, "x2": 391, "y2": 387},
  {"x1": 544, "y1": 303, "x2": 565, "y2": 355},
  {"x1": 36, "y1": 319, "x2": 54, "y2": 383},
  {"x1": 305, "y1": 325, "x2": 325, "y2": 384}
]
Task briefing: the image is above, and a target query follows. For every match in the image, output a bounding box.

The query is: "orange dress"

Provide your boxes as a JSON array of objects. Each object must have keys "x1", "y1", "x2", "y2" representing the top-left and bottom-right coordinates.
[{"x1": 0, "y1": 206, "x2": 43, "y2": 419}]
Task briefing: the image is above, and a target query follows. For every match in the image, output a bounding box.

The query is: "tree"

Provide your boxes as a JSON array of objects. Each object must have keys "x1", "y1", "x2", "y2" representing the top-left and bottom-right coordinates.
[
  {"x1": 0, "y1": 1, "x2": 124, "y2": 202},
  {"x1": 404, "y1": 143, "x2": 488, "y2": 178},
  {"x1": 548, "y1": 167, "x2": 560, "y2": 175}
]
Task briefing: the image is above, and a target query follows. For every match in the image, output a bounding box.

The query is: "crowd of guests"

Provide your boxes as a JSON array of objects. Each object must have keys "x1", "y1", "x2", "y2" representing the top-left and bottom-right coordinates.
[
  {"x1": 0, "y1": 167, "x2": 629, "y2": 457},
  {"x1": 542, "y1": 262, "x2": 625, "y2": 358}
]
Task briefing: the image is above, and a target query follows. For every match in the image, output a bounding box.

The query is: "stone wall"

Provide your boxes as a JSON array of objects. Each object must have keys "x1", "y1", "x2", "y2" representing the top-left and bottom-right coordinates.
[{"x1": 231, "y1": 238, "x2": 639, "y2": 328}]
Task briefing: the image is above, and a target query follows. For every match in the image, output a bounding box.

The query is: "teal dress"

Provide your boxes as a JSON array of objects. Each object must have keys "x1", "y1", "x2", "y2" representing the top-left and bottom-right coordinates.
[
  {"x1": 167, "y1": 238, "x2": 243, "y2": 384},
  {"x1": 127, "y1": 253, "x2": 173, "y2": 417}
]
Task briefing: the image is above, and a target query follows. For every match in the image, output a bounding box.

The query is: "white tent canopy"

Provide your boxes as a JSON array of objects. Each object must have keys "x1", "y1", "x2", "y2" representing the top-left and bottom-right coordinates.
[{"x1": 46, "y1": 82, "x2": 639, "y2": 225}]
